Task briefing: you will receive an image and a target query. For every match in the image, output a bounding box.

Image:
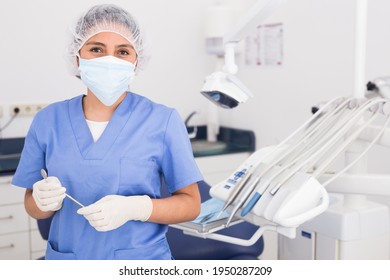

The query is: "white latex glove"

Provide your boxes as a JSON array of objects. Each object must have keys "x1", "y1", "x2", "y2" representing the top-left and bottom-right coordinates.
[
  {"x1": 32, "y1": 177, "x2": 66, "y2": 212},
  {"x1": 77, "y1": 195, "x2": 153, "y2": 232}
]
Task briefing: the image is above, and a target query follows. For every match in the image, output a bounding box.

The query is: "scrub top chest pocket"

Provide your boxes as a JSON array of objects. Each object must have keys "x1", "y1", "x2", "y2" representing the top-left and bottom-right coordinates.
[{"x1": 119, "y1": 158, "x2": 160, "y2": 197}]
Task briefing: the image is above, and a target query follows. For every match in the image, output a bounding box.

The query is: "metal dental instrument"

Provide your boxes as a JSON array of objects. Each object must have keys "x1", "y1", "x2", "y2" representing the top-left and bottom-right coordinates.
[
  {"x1": 200, "y1": 167, "x2": 255, "y2": 224},
  {"x1": 225, "y1": 175, "x2": 261, "y2": 227},
  {"x1": 221, "y1": 169, "x2": 254, "y2": 212},
  {"x1": 40, "y1": 169, "x2": 85, "y2": 208},
  {"x1": 199, "y1": 212, "x2": 216, "y2": 224}
]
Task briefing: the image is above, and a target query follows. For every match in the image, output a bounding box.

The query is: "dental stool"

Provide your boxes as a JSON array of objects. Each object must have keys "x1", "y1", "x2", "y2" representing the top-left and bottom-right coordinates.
[
  {"x1": 37, "y1": 181, "x2": 264, "y2": 260},
  {"x1": 163, "y1": 181, "x2": 264, "y2": 260}
]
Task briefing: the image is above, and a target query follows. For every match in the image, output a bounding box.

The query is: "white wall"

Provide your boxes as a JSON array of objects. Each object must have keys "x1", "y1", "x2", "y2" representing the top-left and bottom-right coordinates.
[
  {"x1": 220, "y1": 0, "x2": 356, "y2": 146},
  {"x1": 4, "y1": 0, "x2": 390, "y2": 148},
  {"x1": 218, "y1": 0, "x2": 390, "y2": 173},
  {"x1": 2, "y1": 0, "x2": 390, "y2": 258}
]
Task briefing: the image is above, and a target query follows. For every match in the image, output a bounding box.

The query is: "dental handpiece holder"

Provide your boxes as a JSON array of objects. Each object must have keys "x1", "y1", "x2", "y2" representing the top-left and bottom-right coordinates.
[
  {"x1": 179, "y1": 149, "x2": 329, "y2": 247},
  {"x1": 176, "y1": 94, "x2": 390, "y2": 247}
]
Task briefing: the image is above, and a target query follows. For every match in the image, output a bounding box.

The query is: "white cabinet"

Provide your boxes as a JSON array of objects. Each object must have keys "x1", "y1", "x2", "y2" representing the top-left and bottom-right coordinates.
[
  {"x1": 0, "y1": 176, "x2": 46, "y2": 260},
  {"x1": 29, "y1": 214, "x2": 47, "y2": 259}
]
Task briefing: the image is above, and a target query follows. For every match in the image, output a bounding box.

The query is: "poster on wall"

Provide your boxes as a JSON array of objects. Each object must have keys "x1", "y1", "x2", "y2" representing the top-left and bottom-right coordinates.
[{"x1": 245, "y1": 22, "x2": 284, "y2": 66}]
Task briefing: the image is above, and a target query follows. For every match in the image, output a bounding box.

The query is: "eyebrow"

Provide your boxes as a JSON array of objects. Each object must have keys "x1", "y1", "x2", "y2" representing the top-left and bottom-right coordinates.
[
  {"x1": 85, "y1": 41, "x2": 135, "y2": 50},
  {"x1": 117, "y1": 43, "x2": 135, "y2": 50},
  {"x1": 85, "y1": 41, "x2": 106, "y2": 47}
]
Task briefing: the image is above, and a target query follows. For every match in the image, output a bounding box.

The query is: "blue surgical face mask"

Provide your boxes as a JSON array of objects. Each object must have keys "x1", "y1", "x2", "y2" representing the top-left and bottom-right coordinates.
[{"x1": 78, "y1": 56, "x2": 136, "y2": 106}]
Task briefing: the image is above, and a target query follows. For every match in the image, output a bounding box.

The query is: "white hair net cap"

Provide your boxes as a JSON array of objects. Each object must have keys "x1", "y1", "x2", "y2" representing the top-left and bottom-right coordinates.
[{"x1": 66, "y1": 4, "x2": 149, "y2": 76}]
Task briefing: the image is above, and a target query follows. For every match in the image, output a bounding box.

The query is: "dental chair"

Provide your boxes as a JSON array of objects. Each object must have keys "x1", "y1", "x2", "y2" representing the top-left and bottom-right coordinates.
[{"x1": 37, "y1": 181, "x2": 264, "y2": 260}]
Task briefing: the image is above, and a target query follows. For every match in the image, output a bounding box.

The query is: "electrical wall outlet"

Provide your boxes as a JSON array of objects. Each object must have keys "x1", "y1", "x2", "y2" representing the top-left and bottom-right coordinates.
[{"x1": 10, "y1": 103, "x2": 48, "y2": 116}]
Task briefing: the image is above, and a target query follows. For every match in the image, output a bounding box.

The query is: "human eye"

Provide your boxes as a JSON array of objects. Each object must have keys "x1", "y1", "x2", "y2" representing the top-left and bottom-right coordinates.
[
  {"x1": 89, "y1": 47, "x2": 103, "y2": 53},
  {"x1": 118, "y1": 49, "x2": 129, "y2": 56},
  {"x1": 117, "y1": 45, "x2": 137, "y2": 58}
]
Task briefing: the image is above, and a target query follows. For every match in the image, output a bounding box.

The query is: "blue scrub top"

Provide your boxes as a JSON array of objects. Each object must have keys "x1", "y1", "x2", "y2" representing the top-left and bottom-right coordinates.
[{"x1": 12, "y1": 92, "x2": 203, "y2": 260}]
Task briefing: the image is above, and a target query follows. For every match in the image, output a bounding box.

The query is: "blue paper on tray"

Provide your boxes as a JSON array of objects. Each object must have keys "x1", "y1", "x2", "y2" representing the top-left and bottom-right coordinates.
[{"x1": 192, "y1": 198, "x2": 230, "y2": 224}]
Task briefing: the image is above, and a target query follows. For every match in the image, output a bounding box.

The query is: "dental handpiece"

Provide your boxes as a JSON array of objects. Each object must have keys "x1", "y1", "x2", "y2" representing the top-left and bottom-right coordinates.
[
  {"x1": 239, "y1": 163, "x2": 288, "y2": 217},
  {"x1": 221, "y1": 168, "x2": 254, "y2": 213},
  {"x1": 240, "y1": 179, "x2": 273, "y2": 217},
  {"x1": 40, "y1": 169, "x2": 85, "y2": 208},
  {"x1": 225, "y1": 175, "x2": 261, "y2": 227}
]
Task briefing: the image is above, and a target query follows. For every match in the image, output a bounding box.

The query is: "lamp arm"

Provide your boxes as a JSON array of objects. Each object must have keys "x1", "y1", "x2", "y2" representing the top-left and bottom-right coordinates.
[
  {"x1": 221, "y1": 0, "x2": 285, "y2": 75},
  {"x1": 223, "y1": 0, "x2": 285, "y2": 44},
  {"x1": 223, "y1": 43, "x2": 238, "y2": 74}
]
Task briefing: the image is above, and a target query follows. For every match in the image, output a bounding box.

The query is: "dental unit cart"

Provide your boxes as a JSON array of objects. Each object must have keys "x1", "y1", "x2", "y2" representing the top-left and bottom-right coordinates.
[
  {"x1": 172, "y1": 95, "x2": 390, "y2": 259},
  {"x1": 278, "y1": 193, "x2": 389, "y2": 259}
]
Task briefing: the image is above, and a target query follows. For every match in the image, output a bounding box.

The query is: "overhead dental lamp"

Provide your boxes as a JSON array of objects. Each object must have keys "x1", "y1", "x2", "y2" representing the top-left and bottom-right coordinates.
[
  {"x1": 201, "y1": 0, "x2": 285, "y2": 108},
  {"x1": 201, "y1": 71, "x2": 254, "y2": 109}
]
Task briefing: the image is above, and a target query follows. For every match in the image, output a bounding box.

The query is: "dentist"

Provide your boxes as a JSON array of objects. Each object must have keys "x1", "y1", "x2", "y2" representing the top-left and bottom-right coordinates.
[{"x1": 12, "y1": 4, "x2": 202, "y2": 260}]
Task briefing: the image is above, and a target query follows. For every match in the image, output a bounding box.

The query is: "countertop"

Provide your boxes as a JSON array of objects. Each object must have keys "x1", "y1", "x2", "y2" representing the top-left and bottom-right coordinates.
[
  {"x1": 189, "y1": 126, "x2": 255, "y2": 157},
  {"x1": 0, "y1": 126, "x2": 256, "y2": 175},
  {"x1": 0, "y1": 137, "x2": 24, "y2": 176}
]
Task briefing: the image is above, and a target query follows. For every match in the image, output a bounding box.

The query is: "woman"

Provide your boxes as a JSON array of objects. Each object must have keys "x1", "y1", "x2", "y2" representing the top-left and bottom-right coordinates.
[{"x1": 12, "y1": 4, "x2": 202, "y2": 260}]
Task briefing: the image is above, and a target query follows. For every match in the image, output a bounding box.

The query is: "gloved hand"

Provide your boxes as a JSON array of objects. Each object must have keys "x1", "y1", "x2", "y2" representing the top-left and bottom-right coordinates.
[
  {"x1": 32, "y1": 177, "x2": 66, "y2": 212},
  {"x1": 77, "y1": 195, "x2": 153, "y2": 232}
]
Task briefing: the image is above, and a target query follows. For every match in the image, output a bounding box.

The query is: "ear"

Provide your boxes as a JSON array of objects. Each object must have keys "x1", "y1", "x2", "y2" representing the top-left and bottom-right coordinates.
[
  {"x1": 75, "y1": 55, "x2": 81, "y2": 79},
  {"x1": 134, "y1": 60, "x2": 138, "y2": 72}
]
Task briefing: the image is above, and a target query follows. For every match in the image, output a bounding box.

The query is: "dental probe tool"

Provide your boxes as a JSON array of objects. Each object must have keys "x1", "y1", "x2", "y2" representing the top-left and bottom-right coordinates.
[{"x1": 40, "y1": 169, "x2": 85, "y2": 208}]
